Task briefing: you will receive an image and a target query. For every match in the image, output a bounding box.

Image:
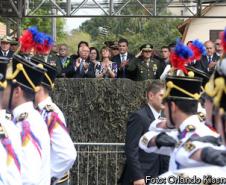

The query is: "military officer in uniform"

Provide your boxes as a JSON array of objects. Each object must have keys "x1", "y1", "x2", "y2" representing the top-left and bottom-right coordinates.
[
  {"x1": 127, "y1": 44, "x2": 164, "y2": 81},
  {"x1": 31, "y1": 56, "x2": 77, "y2": 185},
  {"x1": 2, "y1": 54, "x2": 51, "y2": 185},
  {"x1": 0, "y1": 56, "x2": 22, "y2": 185}
]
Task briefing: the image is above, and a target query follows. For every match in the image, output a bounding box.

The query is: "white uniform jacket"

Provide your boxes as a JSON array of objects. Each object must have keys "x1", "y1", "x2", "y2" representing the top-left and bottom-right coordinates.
[
  {"x1": 38, "y1": 97, "x2": 77, "y2": 180},
  {"x1": 0, "y1": 111, "x2": 22, "y2": 185},
  {"x1": 12, "y1": 102, "x2": 50, "y2": 185}
]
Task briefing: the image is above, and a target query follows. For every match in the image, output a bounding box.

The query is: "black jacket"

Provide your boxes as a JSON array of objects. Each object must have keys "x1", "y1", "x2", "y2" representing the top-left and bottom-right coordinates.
[
  {"x1": 120, "y1": 104, "x2": 169, "y2": 185},
  {"x1": 63, "y1": 59, "x2": 95, "y2": 78},
  {"x1": 112, "y1": 53, "x2": 135, "y2": 79},
  {"x1": 0, "y1": 49, "x2": 14, "y2": 58},
  {"x1": 192, "y1": 53, "x2": 220, "y2": 74}
]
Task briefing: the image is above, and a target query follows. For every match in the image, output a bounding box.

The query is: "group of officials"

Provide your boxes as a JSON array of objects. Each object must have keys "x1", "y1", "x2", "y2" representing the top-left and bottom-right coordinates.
[
  {"x1": 121, "y1": 38, "x2": 226, "y2": 184},
  {"x1": 0, "y1": 34, "x2": 76, "y2": 184}
]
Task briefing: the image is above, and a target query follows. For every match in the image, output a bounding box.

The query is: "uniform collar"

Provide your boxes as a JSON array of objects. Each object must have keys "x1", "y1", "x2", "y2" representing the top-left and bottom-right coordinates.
[
  {"x1": 12, "y1": 101, "x2": 34, "y2": 120},
  {"x1": 148, "y1": 103, "x2": 160, "y2": 120},
  {"x1": 38, "y1": 96, "x2": 53, "y2": 110},
  {"x1": 179, "y1": 115, "x2": 200, "y2": 132}
]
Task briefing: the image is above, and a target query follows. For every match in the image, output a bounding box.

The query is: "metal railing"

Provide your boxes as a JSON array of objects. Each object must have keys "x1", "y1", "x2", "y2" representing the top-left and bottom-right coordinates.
[{"x1": 72, "y1": 143, "x2": 125, "y2": 185}]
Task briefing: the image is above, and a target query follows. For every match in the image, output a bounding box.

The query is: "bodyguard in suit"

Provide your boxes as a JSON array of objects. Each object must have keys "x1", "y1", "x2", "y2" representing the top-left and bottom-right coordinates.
[
  {"x1": 120, "y1": 80, "x2": 168, "y2": 185},
  {"x1": 0, "y1": 36, "x2": 14, "y2": 59},
  {"x1": 193, "y1": 41, "x2": 220, "y2": 74},
  {"x1": 112, "y1": 38, "x2": 134, "y2": 79}
]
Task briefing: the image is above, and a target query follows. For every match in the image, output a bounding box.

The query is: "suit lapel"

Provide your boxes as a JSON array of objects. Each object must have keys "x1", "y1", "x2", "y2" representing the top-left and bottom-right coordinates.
[{"x1": 144, "y1": 104, "x2": 155, "y2": 121}]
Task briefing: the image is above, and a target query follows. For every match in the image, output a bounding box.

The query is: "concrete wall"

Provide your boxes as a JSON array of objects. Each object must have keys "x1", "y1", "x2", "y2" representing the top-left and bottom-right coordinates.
[{"x1": 184, "y1": 6, "x2": 226, "y2": 43}]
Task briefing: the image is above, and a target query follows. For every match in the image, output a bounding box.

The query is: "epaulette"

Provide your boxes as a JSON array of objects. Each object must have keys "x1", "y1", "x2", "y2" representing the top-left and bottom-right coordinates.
[
  {"x1": 183, "y1": 141, "x2": 196, "y2": 152},
  {"x1": 185, "y1": 125, "x2": 196, "y2": 133},
  {"x1": 44, "y1": 104, "x2": 55, "y2": 112},
  {"x1": 197, "y1": 112, "x2": 206, "y2": 122},
  {"x1": 5, "y1": 113, "x2": 12, "y2": 121},
  {"x1": 17, "y1": 112, "x2": 28, "y2": 122}
]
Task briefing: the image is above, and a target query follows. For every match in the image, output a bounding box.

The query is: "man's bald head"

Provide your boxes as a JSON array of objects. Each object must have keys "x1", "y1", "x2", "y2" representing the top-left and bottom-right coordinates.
[{"x1": 204, "y1": 40, "x2": 215, "y2": 56}]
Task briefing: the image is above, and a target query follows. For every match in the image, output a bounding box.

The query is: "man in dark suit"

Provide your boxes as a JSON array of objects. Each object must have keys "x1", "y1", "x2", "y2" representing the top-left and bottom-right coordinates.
[
  {"x1": 63, "y1": 45, "x2": 95, "y2": 78},
  {"x1": 120, "y1": 80, "x2": 168, "y2": 185},
  {"x1": 193, "y1": 41, "x2": 220, "y2": 74},
  {"x1": 112, "y1": 38, "x2": 134, "y2": 79},
  {"x1": 0, "y1": 36, "x2": 14, "y2": 58}
]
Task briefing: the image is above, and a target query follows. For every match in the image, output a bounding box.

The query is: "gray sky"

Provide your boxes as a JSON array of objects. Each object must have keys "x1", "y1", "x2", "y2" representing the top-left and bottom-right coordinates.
[{"x1": 64, "y1": 18, "x2": 90, "y2": 32}]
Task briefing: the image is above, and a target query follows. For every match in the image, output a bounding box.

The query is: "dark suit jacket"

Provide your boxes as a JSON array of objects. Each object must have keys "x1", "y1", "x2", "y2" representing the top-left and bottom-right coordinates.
[
  {"x1": 120, "y1": 104, "x2": 169, "y2": 185},
  {"x1": 62, "y1": 59, "x2": 95, "y2": 78},
  {"x1": 0, "y1": 49, "x2": 14, "y2": 58},
  {"x1": 112, "y1": 53, "x2": 135, "y2": 79},
  {"x1": 193, "y1": 53, "x2": 220, "y2": 74}
]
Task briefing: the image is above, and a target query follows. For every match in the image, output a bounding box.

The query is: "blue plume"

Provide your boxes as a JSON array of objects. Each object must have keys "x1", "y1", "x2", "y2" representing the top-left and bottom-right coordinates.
[
  {"x1": 192, "y1": 39, "x2": 206, "y2": 55},
  {"x1": 27, "y1": 26, "x2": 39, "y2": 37},
  {"x1": 33, "y1": 32, "x2": 45, "y2": 44},
  {"x1": 45, "y1": 34, "x2": 54, "y2": 46},
  {"x1": 175, "y1": 39, "x2": 193, "y2": 59}
]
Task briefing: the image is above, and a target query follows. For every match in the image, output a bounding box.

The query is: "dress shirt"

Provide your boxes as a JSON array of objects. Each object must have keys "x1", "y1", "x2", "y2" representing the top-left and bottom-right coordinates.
[{"x1": 148, "y1": 103, "x2": 160, "y2": 120}]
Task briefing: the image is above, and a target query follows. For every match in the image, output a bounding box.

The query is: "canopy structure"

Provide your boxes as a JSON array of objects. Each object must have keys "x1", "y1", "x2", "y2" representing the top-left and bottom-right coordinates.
[{"x1": 1, "y1": 0, "x2": 226, "y2": 36}]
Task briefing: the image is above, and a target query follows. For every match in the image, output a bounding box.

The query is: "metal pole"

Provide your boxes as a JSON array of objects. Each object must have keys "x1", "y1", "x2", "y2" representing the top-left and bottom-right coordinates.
[
  {"x1": 67, "y1": 0, "x2": 71, "y2": 16},
  {"x1": 154, "y1": 0, "x2": 157, "y2": 16},
  {"x1": 51, "y1": 0, "x2": 57, "y2": 41},
  {"x1": 197, "y1": 0, "x2": 202, "y2": 17}
]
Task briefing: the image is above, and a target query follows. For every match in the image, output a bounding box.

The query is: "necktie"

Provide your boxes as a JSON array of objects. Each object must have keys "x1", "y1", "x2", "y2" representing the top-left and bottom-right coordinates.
[
  {"x1": 3, "y1": 52, "x2": 6, "y2": 57},
  {"x1": 208, "y1": 56, "x2": 212, "y2": 64},
  {"x1": 122, "y1": 54, "x2": 126, "y2": 78}
]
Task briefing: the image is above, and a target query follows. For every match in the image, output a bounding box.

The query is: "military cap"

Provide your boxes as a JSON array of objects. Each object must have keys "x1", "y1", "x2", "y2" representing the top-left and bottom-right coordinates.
[
  {"x1": 10, "y1": 37, "x2": 19, "y2": 46},
  {"x1": 7, "y1": 54, "x2": 46, "y2": 92},
  {"x1": 31, "y1": 56, "x2": 57, "y2": 90},
  {"x1": 0, "y1": 57, "x2": 10, "y2": 89},
  {"x1": 140, "y1": 44, "x2": 153, "y2": 51},
  {"x1": 110, "y1": 41, "x2": 118, "y2": 49},
  {"x1": 164, "y1": 75, "x2": 202, "y2": 101},
  {"x1": 1, "y1": 35, "x2": 11, "y2": 43},
  {"x1": 186, "y1": 66, "x2": 210, "y2": 86},
  {"x1": 136, "y1": 44, "x2": 153, "y2": 58}
]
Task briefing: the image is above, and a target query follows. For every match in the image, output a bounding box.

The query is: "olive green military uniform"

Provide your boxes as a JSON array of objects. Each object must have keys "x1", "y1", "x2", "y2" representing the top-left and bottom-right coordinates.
[{"x1": 127, "y1": 57, "x2": 163, "y2": 81}]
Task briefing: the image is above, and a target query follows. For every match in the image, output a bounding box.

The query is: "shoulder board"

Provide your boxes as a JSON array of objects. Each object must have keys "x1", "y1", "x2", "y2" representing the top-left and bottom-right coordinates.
[
  {"x1": 17, "y1": 112, "x2": 28, "y2": 122},
  {"x1": 183, "y1": 141, "x2": 196, "y2": 152},
  {"x1": 185, "y1": 125, "x2": 196, "y2": 133},
  {"x1": 44, "y1": 104, "x2": 55, "y2": 112},
  {"x1": 197, "y1": 112, "x2": 206, "y2": 122}
]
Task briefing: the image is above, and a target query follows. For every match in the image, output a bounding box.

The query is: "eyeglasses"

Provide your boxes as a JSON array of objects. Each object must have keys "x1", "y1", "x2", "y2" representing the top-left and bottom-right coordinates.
[
  {"x1": 206, "y1": 47, "x2": 213, "y2": 49},
  {"x1": 143, "y1": 50, "x2": 152, "y2": 53},
  {"x1": 215, "y1": 43, "x2": 220, "y2": 45}
]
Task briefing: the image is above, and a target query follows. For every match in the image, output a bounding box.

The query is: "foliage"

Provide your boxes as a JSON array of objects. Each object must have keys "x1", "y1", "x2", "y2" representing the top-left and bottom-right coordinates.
[
  {"x1": 80, "y1": 17, "x2": 182, "y2": 53},
  {"x1": 21, "y1": 0, "x2": 65, "y2": 42},
  {"x1": 58, "y1": 30, "x2": 91, "y2": 54},
  {"x1": 79, "y1": 0, "x2": 182, "y2": 53}
]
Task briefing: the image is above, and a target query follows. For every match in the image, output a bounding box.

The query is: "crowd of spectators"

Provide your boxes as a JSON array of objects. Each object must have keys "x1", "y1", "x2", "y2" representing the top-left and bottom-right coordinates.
[{"x1": 0, "y1": 36, "x2": 223, "y2": 81}]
